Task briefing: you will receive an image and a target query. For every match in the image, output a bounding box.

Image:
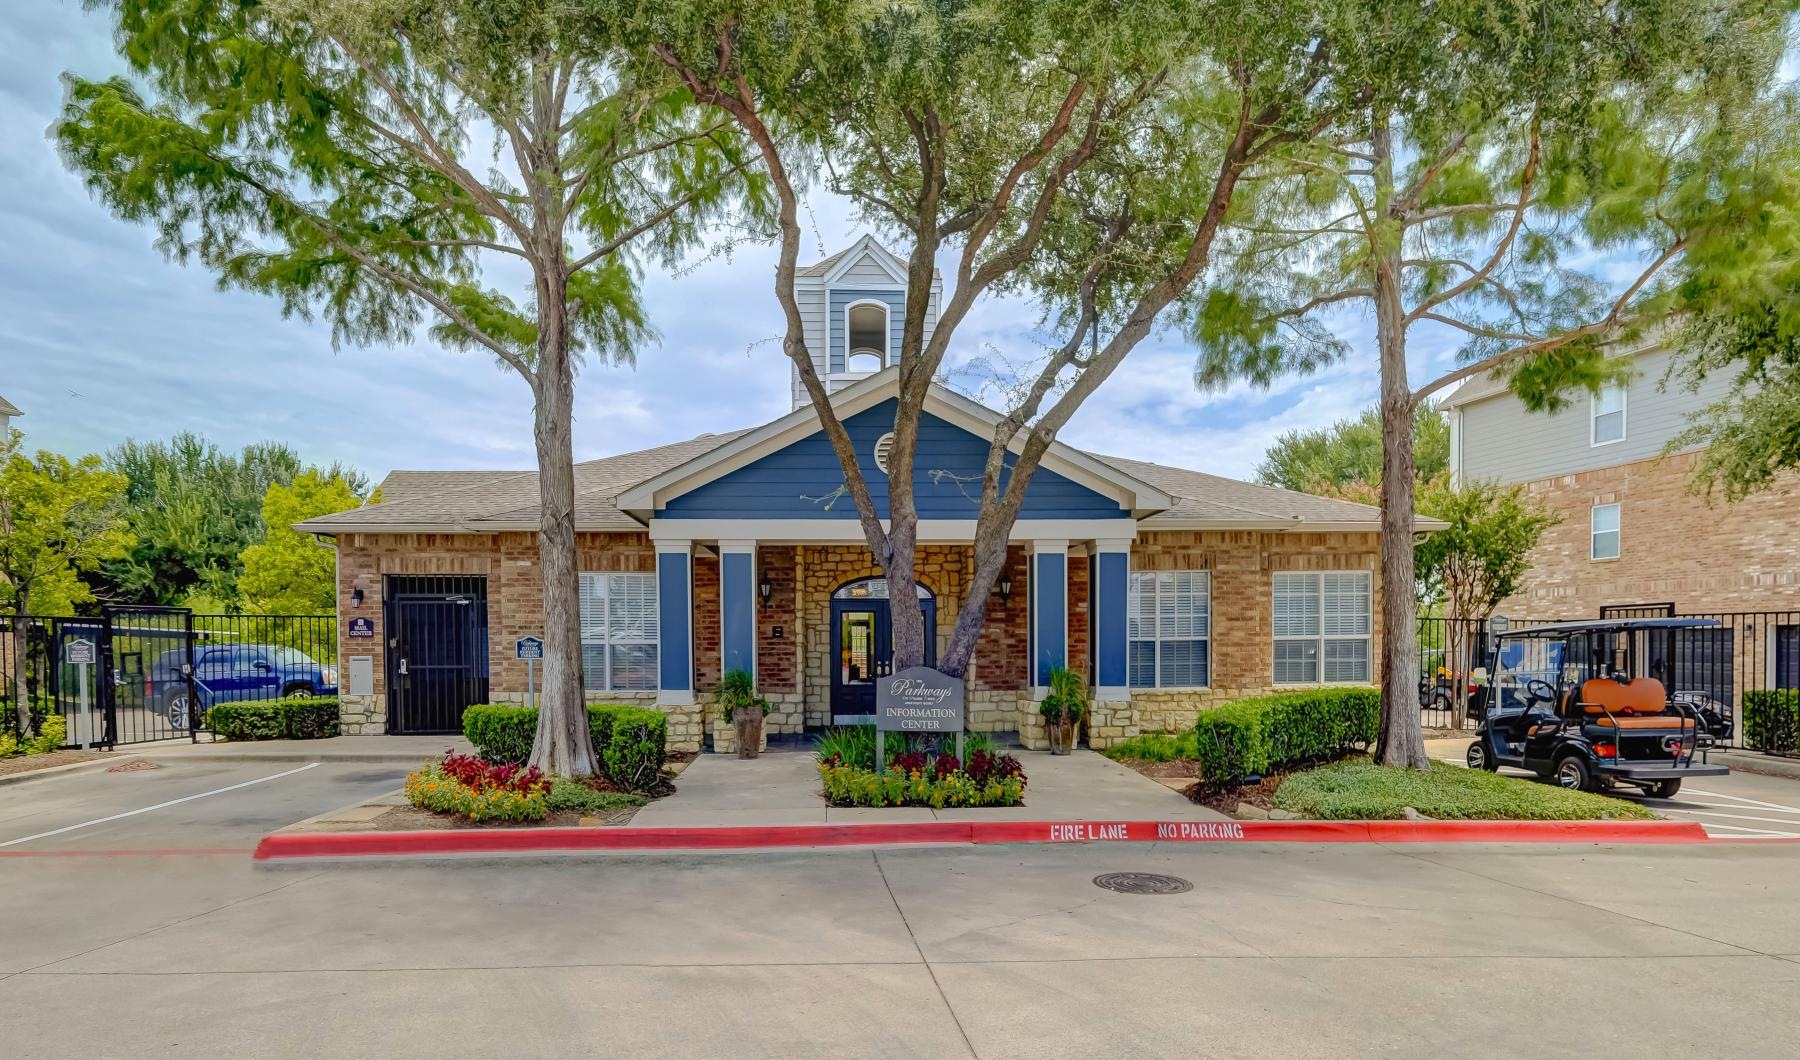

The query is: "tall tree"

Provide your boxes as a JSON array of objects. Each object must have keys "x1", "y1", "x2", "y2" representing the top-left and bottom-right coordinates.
[
  {"x1": 635, "y1": 0, "x2": 1416, "y2": 683},
  {"x1": 1194, "y1": 0, "x2": 1794, "y2": 767},
  {"x1": 1257, "y1": 403, "x2": 1448, "y2": 494},
  {"x1": 0, "y1": 431, "x2": 135, "y2": 735},
  {"x1": 238, "y1": 469, "x2": 368, "y2": 615},
  {"x1": 58, "y1": 0, "x2": 761, "y2": 775}
]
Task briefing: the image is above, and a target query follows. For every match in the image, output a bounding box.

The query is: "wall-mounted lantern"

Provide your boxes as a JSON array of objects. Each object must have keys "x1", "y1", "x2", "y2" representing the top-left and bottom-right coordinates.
[{"x1": 758, "y1": 571, "x2": 773, "y2": 606}]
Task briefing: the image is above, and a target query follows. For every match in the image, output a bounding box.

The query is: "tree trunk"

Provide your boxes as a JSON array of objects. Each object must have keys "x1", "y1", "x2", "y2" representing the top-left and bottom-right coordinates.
[
  {"x1": 12, "y1": 602, "x2": 30, "y2": 737},
  {"x1": 527, "y1": 272, "x2": 599, "y2": 778},
  {"x1": 1371, "y1": 112, "x2": 1430, "y2": 770}
]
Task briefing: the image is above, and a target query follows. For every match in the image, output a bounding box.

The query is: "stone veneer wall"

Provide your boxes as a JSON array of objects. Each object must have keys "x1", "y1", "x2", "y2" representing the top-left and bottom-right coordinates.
[
  {"x1": 1126, "y1": 529, "x2": 1383, "y2": 734},
  {"x1": 1499, "y1": 451, "x2": 1800, "y2": 617}
]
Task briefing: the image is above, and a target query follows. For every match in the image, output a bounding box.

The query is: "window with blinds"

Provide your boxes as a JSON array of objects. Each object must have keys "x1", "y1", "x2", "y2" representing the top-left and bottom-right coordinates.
[
  {"x1": 1128, "y1": 571, "x2": 1211, "y2": 688},
  {"x1": 1272, "y1": 571, "x2": 1370, "y2": 684},
  {"x1": 578, "y1": 573, "x2": 659, "y2": 691}
]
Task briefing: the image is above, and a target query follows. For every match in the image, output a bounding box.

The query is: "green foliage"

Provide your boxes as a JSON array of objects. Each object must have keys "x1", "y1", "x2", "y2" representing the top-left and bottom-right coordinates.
[
  {"x1": 597, "y1": 707, "x2": 668, "y2": 792},
  {"x1": 237, "y1": 469, "x2": 364, "y2": 614},
  {"x1": 818, "y1": 762, "x2": 1026, "y2": 809},
  {"x1": 1192, "y1": 689, "x2": 1381, "y2": 786},
  {"x1": 545, "y1": 777, "x2": 648, "y2": 816},
  {"x1": 812, "y1": 726, "x2": 987, "y2": 771},
  {"x1": 461, "y1": 703, "x2": 668, "y2": 791},
  {"x1": 1037, "y1": 666, "x2": 1087, "y2": 723},
  {"x1": 1272, "y1": 759, "x2": 1656, "y2": 821},
  {"x1": 1257, "y1": 405, "x2": 1450, "y2": 494},
  {"x1": 405, "y1": 761, "x2": 549, "y2": 822},
  {"x1": 1414, "y1": 478, "x2": 1559, "y2": 616},
  {"x1": 0, "y1": 430, "x2": 134, "y2": 616},
  {"x1": 712, "y1": 668, "x2": 769, "y2": 722},
  {"x1": 204, "y1": 697, "x2": 340, "y2": 741},
  {"x1": 1668, "y1": 305, "x2": 1800, "y2": 502},
  {"x1": 4, "y1": 714, "x2": 69, "y2": 756},
  {"x1": 1102, "y1": 730, "x2": 1199, "y2": 763},
  {"x1": 1743, "y1": 690, "x2": 1800, "y2": 755}
]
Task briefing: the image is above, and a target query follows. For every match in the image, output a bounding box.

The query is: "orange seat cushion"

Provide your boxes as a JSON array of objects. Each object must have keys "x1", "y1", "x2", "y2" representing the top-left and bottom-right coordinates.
[
  {"x1": 1588, "y1": 715, "x2": 1695, "y2": 730},
  {"x1": 1579, "y1": 677, "x2": 1667, "y2": 716}
]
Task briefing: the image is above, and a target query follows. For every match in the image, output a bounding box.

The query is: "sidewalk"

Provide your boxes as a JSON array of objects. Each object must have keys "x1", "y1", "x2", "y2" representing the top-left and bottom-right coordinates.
[{"x1": 627, "y1": 748, "x2": 1231, "y2": 827}]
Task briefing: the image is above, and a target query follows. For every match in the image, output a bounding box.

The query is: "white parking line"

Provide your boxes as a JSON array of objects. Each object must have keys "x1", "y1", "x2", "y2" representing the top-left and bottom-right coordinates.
[
  {"x1": 0, "y1": 762, "x2": 320, "y2": 849},
  {"x1": 1684, "y1": 789, "x2": 1800, "y2": 814},
  {"x1": 1662, "y1": 808, "x2": 1800, "y2": 828},
  {"x1": 1704, "y1": 825, "x2": 1800, "y2": 839}
]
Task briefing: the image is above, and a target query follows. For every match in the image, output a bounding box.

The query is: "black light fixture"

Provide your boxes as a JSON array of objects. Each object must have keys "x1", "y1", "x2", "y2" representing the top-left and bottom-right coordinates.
[
  {"x1": 758, "y1": 571, "x2": 773, "y2": 606},
  {"x1": 996, "y1": 572, "x2": 1013, "y2": 601},
  {"x1": 350, "y1": 588, "x2": 365, "y2": 608}
]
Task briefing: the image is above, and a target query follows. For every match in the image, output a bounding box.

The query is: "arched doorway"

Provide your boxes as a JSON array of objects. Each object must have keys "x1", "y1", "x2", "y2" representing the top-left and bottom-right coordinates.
[{"x1": 828, "y1": 577, "x2": 936, "y2": 723}]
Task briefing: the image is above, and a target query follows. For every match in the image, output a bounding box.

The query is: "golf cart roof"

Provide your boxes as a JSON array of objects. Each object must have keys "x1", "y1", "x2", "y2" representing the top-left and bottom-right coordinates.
[{"x1": 1500, "y1": 618, "x2": 1722, "y2": 638}]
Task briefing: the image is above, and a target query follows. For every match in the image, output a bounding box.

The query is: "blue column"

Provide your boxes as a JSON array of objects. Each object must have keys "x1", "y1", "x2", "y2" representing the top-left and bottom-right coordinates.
[
  {"x1": 656, "y1": 542, "x2": 693, "y2": 703},
  {"x1": 1094, "y1": 541, "x2": 1130, "y2": 698},
  {"x1": 719, "y1": 541, "x2": 756, "y2": 680},
  {"x1": 1031, "y1": 542, "x2": 1067, "y2": 689}
]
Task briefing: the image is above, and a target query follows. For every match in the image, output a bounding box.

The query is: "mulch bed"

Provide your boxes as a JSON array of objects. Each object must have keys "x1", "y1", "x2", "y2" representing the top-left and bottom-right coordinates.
[
  {"x1": 371, "y1": 804, "x2": 643, "y2": 830},
  {"x1": 0, "y1": 749, "x2": 111, "y2": 778},
  {"x1": 1189, "y1": 774, "x2": 1286, "y2": 816}
]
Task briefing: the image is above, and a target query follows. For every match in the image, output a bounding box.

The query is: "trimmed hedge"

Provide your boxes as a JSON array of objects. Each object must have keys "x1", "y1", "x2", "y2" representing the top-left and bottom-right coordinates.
[
  {"x1": 1744, "y1": 689, "x2": 1800, "y2": 754},
  {"x1": 205, "y1": 697, "x2": 340, "y2": 741},
  {"x1": 460, "y1": 703, "x2": 667, "y2": 791},
  {"x1": 1193, "y1": 688, "x2": 1380, "y2": 785}
]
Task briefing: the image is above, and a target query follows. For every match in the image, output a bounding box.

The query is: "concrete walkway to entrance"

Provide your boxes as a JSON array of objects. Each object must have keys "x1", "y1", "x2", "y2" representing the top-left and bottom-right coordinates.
[{"x1": 629, "y1": 748, "x2": 1230, "y2": 827}]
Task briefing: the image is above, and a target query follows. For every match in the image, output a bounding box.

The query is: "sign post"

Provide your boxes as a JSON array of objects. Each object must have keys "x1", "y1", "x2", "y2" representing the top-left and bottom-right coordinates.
[
  {"x1": 515, "y1": 636, "x2": 545, "y2": 710},
  {"x1": 875, "y1": 667, "x2": 967, "y2": 769},
  {"x1": 65, "y1": 637, "x2": 97, "y2": 749}
]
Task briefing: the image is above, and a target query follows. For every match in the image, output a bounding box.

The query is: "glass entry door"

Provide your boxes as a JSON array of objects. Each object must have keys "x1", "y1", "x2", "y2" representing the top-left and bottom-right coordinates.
[{"x1": 828, "y1": 578, "x2": 936, "y2": 724}]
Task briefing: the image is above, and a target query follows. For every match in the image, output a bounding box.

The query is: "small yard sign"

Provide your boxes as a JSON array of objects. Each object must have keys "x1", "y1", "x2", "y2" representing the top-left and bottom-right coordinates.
[
  {"x1": 516, "y1": 636, "x2": 544, "y2": 709},
  {"x1": 877, "y1": 667, "x2": 965, "y2": 732},
  {"x1": 515, "y1": 636, "x2": 544, "y2": 660},
  {"x1": 63, "y1": 638, "x2": 97, "y2": 665},
  {"x1": 348, "y1": 617, "x2": 375, "y2": 638}
]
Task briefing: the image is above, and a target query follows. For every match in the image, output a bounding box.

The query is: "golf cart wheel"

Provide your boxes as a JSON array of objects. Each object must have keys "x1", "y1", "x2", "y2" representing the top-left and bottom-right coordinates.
[
  {"x1": 1648, "y1": 778, "x2": 1682, "y2": 799},
  {"x1": 1554, "y1": 755, "x2": 1594, "y2": 793},
  {"x1": 1466, "y1": 741, "x2": 1498, "y2": 772}
]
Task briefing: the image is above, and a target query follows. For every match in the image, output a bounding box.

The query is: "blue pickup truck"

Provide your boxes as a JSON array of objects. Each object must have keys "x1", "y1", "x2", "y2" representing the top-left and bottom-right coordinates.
[{"x1": 147, "y1": 644, "x2": 339, "y2": 729}]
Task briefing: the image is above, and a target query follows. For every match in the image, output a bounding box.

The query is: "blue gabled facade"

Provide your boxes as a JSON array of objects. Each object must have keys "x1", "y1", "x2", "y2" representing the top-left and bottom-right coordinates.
[{"x1": 656, "y1": 399, "x2": 1127, "y2": 521}]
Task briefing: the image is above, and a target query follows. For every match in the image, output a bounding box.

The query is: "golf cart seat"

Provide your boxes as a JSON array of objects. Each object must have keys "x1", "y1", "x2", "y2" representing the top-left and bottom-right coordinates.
[{"x1": 1577, "y1": 677, "x2": 1692, "y2": 729}]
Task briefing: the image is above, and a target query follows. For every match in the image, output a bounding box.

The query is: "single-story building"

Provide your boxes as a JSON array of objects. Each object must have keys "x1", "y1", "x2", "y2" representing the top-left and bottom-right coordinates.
[{"x1": 300, "y1": 239, "x2": 1421, "y2": 751}]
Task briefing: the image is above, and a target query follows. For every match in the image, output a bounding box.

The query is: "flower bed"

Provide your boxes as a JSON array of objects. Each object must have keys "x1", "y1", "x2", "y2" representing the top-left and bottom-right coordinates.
[
  {"x1": 818, "y1": 748, "x2": 1027, "y2": 808},
  {"x1": 404, "y1": 750, "x2": 550, "y2": 822}
]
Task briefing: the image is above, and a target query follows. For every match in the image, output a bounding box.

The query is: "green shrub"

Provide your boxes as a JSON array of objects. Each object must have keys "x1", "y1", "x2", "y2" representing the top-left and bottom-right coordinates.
[
  {"x1": 1103, "y1": 730, "x2": 1199, "y2": 763},
  {"x1": 813, "y1": 726, "x2": 986, "y2": 771},
  {"x1": 545, "y1": 777, "x2": 648, "y2": 815},
  {"x1": 819, "y1": 761, "x2": 1025, "y2": 808},
  {"x1": 462, "y1": 704, "x2": 537, "y2": 764},
  {"x1": 713, "y1": 668, "x2": 769, "y2": 721},
  {"x1": 460, "y1": 703, "x2": 668, "y2": 790},
  {"x1": 23, "y1": 714, "x2": 66, "y2": 754},
  {"x1": 1193, "y1": 688, "x2": 1380, "y2": 785},
  {"x1": 599, "y1": 707, "x2": 666, "y2": 792},
  {"x1": 1272, "y1": 759, "x2": 1656, "y2": 821},
  {"x1": 1744, "y1": 689, "x2": 1800, "y2": 754},
  {"x1": 1038, "y1": 665, "x2": 1088, "y2": 724},
  {"x1": 204, "y1": 698, "x2": 339, "y2": 741}
]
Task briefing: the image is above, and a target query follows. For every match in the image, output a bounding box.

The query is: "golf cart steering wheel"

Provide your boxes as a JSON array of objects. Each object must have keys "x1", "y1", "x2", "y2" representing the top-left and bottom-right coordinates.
[{"x1": 1524, "y1": 679, "x2": 1558, "y2": 709}]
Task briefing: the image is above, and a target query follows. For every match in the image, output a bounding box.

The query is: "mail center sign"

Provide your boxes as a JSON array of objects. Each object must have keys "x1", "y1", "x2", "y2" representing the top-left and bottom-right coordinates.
[{"x1": 876, "y1": 667, "x2": 965, "y2": 732}]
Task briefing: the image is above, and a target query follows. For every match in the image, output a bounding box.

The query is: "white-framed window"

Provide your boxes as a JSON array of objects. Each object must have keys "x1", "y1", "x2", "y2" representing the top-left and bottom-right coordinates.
[
  {"x1": 1590, "y1": 503, "x2": 1621, "y2": 560},
  {"x1": 578, "y1": 572, "x2": 659, "y2": 691},
  {"x1": 843, "y1": 299, "x2": 890, "y2": 373},
  {"x1": 1591, "y1": 383, "x2": 1626, "y2": 445},
  {"x1": 1128, "y1": 571, "x2": 1211, "y2": 688},
  {"x1": 1272, "y1": 571, "x2": 1371, "y2": 684}
]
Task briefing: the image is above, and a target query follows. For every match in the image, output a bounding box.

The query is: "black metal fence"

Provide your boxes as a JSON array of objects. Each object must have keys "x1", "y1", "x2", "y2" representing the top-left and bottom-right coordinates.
[
  {"x1": 2, "y1": 609, "x2": 336, "y2": 749},
  {"x1": 1419, "y1": 609, "x2": 1800, "y2": 753}
]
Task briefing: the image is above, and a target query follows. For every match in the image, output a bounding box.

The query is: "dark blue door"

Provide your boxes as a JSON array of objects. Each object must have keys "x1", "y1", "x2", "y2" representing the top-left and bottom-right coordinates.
[{"x1": 828, "y1": 578, "x2": 935, "y2": 724}]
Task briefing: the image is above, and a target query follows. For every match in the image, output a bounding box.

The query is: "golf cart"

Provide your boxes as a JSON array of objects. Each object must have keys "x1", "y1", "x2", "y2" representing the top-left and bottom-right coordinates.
[{"x1": 1464, "y1": 618, "x2": 1728, "y2": 797}]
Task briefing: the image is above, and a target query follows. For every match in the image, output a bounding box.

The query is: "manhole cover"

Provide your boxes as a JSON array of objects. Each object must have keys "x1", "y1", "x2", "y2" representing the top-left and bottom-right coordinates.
[
  {"x1": 1093, "y1": 872, "x2": 1192, "y2": 895},
  {"x1": 106, "y1": 759, "x2": 159, "y2": 773}
]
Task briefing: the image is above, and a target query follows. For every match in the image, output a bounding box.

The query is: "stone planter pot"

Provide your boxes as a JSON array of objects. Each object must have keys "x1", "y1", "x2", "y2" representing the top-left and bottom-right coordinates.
[{"x1": 732, "y1": 710, "x2": 765, "y2": 759}]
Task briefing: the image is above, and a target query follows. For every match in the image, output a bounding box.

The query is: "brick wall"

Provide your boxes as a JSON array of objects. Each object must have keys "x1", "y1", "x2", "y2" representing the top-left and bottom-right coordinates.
[
  {"x1": 1128, "y1": 529, "x2": 1383, "y2": 732},
  {"x1": 1068, "y1": 552, "x2": 1091, "y2": 682},
  {"x1": 970, "y1": 545, "x2": 1030, "y2": 693},
  {"x1": 692, "y1": 553, "x2": 720, "y2": 693},
  {"x1": 1501, "y1": 451, "x2": 1800, "y2": 617},
  {"x1": 756, "y1": 545, "x2": 798, "y2": 694}
]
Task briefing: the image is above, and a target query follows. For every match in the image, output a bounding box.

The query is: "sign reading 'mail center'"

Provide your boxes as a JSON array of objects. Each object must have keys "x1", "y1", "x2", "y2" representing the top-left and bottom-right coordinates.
[{"x1": 876, "y1": 666, "x2": 965, "y2": 732}]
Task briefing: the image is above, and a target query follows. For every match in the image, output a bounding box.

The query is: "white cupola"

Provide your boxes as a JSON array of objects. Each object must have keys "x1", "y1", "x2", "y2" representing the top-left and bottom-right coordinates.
[{"x1": 788, "y1": 235, "x2": 941, "y2": 410}]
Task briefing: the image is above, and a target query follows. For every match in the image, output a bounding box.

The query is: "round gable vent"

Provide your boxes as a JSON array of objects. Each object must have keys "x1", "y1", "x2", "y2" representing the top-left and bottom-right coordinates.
[{"x1": 873, "y1": 432, "x2": 896, "y2": 475}]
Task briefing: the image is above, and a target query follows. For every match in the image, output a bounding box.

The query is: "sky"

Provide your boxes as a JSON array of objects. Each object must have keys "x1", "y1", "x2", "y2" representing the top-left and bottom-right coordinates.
[{"x1": 4, "y1": 6, "x2": 1483, "y2": 487}]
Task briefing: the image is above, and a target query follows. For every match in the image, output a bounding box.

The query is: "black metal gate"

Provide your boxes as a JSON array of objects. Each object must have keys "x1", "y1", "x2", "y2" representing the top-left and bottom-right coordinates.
[
  {"x1": 101, "y1": 606, "x2": 203, "y2": 745},
  {"x1": 385, "y1": 576, "x2": 489, "y2": 734}
]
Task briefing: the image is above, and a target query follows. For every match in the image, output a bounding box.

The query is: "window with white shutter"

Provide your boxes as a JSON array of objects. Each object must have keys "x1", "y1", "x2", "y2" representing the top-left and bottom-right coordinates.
[
  {"x1": 1272, "y1": 571, "x2": 1370, "y2": 684},
  {"x1": 578, "y1": 572, "x2": 659, "y2": 691},
  {"x1": 1127, "y1": 571, "x2": 1210, "y2": 688}
]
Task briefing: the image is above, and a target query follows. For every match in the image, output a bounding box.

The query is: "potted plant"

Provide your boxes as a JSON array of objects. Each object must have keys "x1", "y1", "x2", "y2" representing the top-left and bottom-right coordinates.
[
  {"x1": 714, "y1": 668, "x2": 769, "y2": 759},
  {"x1": 1038, "y1": 666, "x2": 1088, "y2": 755}
]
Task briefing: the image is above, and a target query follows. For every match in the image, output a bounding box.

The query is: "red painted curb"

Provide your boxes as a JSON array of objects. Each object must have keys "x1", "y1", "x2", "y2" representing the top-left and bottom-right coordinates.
[{"x1": 252, "y1": 817, "x2": 1710, "y2": 860}]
